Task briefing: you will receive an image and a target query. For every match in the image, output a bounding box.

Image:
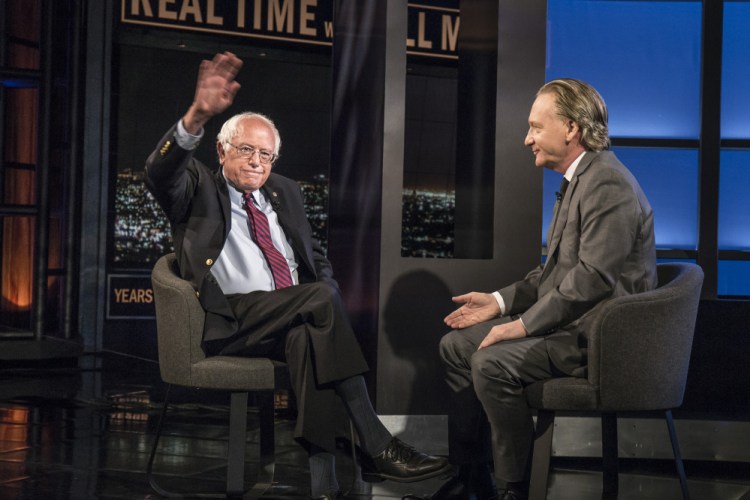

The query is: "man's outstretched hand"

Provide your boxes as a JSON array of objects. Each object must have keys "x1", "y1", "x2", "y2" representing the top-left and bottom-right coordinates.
[
  {"x1": 444, "y1": 292, "x2": 500, "y2": 330},
  {"x1": 444, "y1": 292, "x2": 528, "y2": 349},
  {"x1": 182, "y1": 51, "x2": 243, "y2": 135}
]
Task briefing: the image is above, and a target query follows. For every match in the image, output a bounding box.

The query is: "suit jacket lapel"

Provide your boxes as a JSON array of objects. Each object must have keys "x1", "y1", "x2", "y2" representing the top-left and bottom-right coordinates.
[
  {"x1": 541, "y1": 152, "x2": 596, "y2": 280},
  {"x1": 214, "y1": 168, "x2": 232, "y2": 240},
  {"x1": 261, "y1": 181, "x2": 287, "y2": 228},
  {"x1": 261, "y1": 181, "x2": 312, "y2": 273},
  {"x1": 546, "y1": 184, "x2": 572, "y2": 259}
]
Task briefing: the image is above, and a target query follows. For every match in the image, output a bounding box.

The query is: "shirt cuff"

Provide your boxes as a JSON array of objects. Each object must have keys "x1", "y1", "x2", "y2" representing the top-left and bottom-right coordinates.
[
  {"x1": 492, "y1": 291, "x2": 506, "y2": 316},
  {"x1": 518, "y1": 316, "x2": 529, "y2": 336},
  {"x1": 175, "y1": 119, "x2": 204, "y2": 150}
]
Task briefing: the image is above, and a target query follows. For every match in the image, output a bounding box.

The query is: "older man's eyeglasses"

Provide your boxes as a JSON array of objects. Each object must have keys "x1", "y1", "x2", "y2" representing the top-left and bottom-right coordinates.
[{"x1": 228, "y1": 143, "x2": 278, "y2": 164}]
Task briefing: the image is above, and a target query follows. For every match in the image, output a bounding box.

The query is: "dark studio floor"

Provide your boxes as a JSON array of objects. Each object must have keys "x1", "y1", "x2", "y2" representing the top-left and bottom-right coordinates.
[{"x1": 0, "y1": 351, "x2": 749, "y2": 500}]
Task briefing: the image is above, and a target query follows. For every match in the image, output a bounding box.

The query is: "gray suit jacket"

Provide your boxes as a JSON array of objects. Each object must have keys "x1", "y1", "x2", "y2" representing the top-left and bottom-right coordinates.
[{"x1": 499, "y1": 150, "x2": 657, "y2": 376}]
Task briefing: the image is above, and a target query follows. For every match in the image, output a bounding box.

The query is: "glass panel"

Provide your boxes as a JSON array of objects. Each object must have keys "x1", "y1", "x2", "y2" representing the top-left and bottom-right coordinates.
[
  {"x1": 6, "y1": 43, "x2": 40, "y2": 72},
  {"x1": 721, "y1": 1, "x2": 750, "y2": 139},
  {"x1": 542, "y1": 148, "x2": 699, "y2": 250},
  {"x1": 5, "y1": 0, "x2": 41, "y2": 70},
  {"x1": 401, "y1": 0, "x2": 496, "y2": 260},
  {"x1": 113, "y1": 171, "x2": 172, "y2": 266},
  {"x1": 6, "y1": 0, "x2": 41, "y2": 41},
  {"x1": 1, "y1": 216, "x2": 35, "y2": 330},
  {"x1": 719, "y1": 260, "x2": 750, "y2": 296},
  {"x1": 3, "y1": 88, "x2": 39, "y2": 165},
  {"x1": 48, "y1": 215, "x2": 64, "y2": 270},
  {"x1": 402, "y1": 65, "x2": 457, "y2": 258},
  {"x1": 546, "y1": 0, "x2": 701, "y2": 139},
  {"x1": 719, "y1": 149, "x2": 750, "y2": 250},
  {"x1": 4, "y1": 167, "x2": 36, "y2": 205},
  {"x1": 46, "y1": 275, "x2": 64, "y2": 333}
]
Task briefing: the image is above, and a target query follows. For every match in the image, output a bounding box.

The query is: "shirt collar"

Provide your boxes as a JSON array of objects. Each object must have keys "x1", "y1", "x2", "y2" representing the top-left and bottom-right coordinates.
[{"x1": 563, "y1": 151, "x2": 586, "y2": 182}]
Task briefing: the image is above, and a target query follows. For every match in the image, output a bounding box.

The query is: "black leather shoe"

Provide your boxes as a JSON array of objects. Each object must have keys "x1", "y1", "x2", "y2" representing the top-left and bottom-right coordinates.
[{"x1": 362, "y1": 437, "x2": 451, "y2": 483}]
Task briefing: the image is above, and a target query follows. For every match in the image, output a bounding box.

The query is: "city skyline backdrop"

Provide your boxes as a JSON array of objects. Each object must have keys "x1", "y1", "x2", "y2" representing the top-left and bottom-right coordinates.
[{"x1": 112, "y1": 170, "x2": 457, "y2": 267}]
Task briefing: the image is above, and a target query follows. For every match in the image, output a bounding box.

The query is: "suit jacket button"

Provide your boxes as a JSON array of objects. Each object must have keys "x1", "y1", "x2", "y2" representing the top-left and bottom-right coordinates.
[
  {"x1": 159, "y1": 140, "x2": 172, "y2": 156},
  {"x1": 205, "y1": 258, "x2": 213, "y2": 266}
]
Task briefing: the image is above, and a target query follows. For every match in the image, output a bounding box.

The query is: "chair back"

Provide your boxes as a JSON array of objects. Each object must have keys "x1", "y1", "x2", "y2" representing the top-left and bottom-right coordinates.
[
  {"x1": 151, "y1": 253, "x2": 207, "y2": 386},
  {"x1": 588, "y1": 262, "x2": 704, "y2": 411}
]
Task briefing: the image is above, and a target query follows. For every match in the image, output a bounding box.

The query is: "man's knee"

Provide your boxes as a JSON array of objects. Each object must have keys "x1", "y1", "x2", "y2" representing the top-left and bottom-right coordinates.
[
  {"x1": 301, "y1": 281, "x2": 342, "y2": 308},
  {"x1": 470, "y1": 348, "x2": 516, "y2": 391},
  {"x1": 439, "y1": 330, "x2": 467, "y2": 365}
]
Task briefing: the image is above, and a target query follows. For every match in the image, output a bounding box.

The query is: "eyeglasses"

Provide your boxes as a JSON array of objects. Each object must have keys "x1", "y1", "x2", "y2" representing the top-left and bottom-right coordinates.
[{"x1": 228, "y1": 143, "x2": 278, "y2": 164}]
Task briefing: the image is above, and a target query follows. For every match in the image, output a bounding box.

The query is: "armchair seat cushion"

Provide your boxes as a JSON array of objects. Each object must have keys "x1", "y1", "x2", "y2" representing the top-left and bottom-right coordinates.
[
  {"x1": 191, "y1": 356, "x2": 289, "y2": 391},
  {"x1": 526, "y1": 377, "x2": 598, "y2": 411}
]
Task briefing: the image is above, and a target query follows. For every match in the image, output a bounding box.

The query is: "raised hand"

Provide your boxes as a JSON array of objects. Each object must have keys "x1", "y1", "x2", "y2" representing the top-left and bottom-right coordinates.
[{"x1": 182, "y1": 51, "x2": 243, "y2": 134}]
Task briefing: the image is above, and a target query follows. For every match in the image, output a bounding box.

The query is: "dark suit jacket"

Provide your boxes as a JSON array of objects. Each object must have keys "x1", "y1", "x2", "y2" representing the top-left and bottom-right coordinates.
[
  {"x1": 499, "y1": 150, "x2": 657, "y2": 376},
  {"x1": 144, "y1": 124, "x2": 337, "y2": 345}
]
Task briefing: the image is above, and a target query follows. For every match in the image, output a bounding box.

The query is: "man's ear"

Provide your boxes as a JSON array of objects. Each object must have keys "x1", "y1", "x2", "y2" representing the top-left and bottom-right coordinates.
[
  {"x1": 565, "y1": 120, "x2": 581, "y2": 144},
  {"x1": 216, "y1": 142, "x2": 226, "y2": 164}
]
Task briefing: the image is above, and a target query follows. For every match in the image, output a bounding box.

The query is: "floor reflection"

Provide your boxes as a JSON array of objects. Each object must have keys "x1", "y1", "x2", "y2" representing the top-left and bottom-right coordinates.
[{"x1": 0, "y1": 352, "x2": 748, "y2": 499}]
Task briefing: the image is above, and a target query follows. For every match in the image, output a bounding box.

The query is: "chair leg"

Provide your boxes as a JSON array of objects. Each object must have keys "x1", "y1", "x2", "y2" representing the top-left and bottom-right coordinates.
[
  {"x1": 601, "y1": 412, "x2": 618, "y2": 496},
  {"x1": 665, "y1": 410, "x2": 691, "y2": 500},
  {"x1": 146, "y1": 387, "x2": 276, "y2": 499},
  {"x1": 529, "y1": 410, "x2": 555, "y2": 500},
  {"x1": 244, "y1": 391, "x2": 278, "y2": 499},
  {"x1": 147, "y1": 384, "x2": 226, "y2": 499},
  {"x1": 226, "y1": 392, "x2": 249, "y2": 496},
  {"x1": 258, "y1": 391, "x2": 275, "y2": 456},
  {"x1": 147, "y1": 384, "x2": 183, "y2": 498}
]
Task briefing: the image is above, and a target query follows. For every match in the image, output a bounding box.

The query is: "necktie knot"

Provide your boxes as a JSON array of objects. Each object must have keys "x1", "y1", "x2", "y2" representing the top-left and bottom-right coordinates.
[{"x1": 556, "y1": 178, "x2": 570, "y2": 202}]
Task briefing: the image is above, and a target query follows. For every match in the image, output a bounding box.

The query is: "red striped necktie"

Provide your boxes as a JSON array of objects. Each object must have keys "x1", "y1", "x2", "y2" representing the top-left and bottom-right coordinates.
[{"x1": 242, "y1": 192, "x2": 294, "y2": 289}]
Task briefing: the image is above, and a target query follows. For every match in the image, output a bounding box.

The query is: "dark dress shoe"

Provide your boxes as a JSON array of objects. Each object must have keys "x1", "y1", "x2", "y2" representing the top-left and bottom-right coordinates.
[{"x1": 362, "y1": 437, "x2": 451, "y2": 483}]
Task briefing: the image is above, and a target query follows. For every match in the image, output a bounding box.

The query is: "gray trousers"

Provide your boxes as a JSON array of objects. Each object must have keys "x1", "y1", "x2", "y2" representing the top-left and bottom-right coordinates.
[{"x1": 439, "y1": 317, "x2": 561, "y2": 482}]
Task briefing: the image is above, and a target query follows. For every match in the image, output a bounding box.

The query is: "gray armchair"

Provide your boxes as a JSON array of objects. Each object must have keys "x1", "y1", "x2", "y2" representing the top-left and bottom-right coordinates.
[
  {"x1": 146, "y1": 253, "x2": 290, "y2": 498},
  {"x1": 525, "y1": 262, "x2": 704, "y2": 500}
]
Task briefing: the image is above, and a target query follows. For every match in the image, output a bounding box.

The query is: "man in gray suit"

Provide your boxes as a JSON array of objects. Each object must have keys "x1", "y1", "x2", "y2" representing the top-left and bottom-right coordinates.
[{"x1": 431, "y1": 79, "x2": 657, "y2": 500}]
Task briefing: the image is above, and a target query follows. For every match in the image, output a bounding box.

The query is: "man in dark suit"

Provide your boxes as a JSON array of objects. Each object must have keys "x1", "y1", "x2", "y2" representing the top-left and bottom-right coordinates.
[
  {"x1": 145, "y1": 52, "x2": 448, "y2": 500},
  {"x1": 431, "y1": 79, "x2": 657, "y2": 500}
]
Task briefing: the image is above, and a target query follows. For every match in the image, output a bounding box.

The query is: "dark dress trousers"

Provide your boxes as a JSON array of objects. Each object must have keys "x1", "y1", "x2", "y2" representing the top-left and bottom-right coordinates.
[{"x1": 145, "y1": 124, "x2": 368, "y2": 451}]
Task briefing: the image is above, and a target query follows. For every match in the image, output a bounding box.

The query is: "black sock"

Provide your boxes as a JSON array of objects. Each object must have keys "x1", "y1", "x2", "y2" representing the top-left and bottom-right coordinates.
[
  {"x1": 334, "y1": 375, "x2": 392, "y2": 456},
  {"x1": 309, "y1": 445, "x2": 339, "y2": 498}
]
